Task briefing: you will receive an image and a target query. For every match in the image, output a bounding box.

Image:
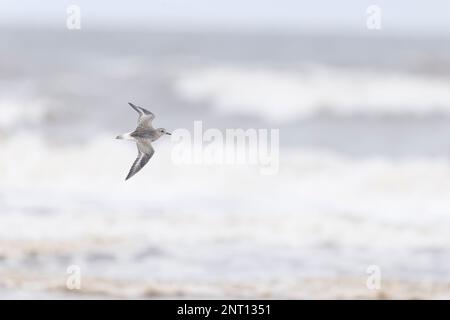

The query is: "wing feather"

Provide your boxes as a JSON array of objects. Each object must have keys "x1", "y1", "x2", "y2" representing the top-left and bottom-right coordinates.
[
  {"x1": 128, "y1": 102, "x2": 155, "y2": 130},
  {"x1": 125, "y1": 140, "x2": 155, "y2": 180}
]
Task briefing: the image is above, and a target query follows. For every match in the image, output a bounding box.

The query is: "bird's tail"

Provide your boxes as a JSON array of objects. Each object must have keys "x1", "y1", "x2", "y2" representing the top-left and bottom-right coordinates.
[{"x1": 116, "y1": 132, "x2": 134, "y2": 140}]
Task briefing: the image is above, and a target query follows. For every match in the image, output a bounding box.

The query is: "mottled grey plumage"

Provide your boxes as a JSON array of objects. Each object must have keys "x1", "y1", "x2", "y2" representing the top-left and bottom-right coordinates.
[{"x1": 116, "y1": 102, "x2": 171, "y2": 180}]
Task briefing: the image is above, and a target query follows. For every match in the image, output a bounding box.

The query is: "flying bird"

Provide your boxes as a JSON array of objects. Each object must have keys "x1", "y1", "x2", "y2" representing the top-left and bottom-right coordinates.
[{"x1": 116, "y1": 102, "x2": 171, "y2": 180}]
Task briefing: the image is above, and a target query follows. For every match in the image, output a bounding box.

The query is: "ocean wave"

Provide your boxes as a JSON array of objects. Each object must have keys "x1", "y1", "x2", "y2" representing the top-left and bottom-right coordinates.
[
  {"x1": 1, "y1": 133, "x2": 450, "y2": 228},
  {"x1": 1, "y1": 134, "x2": 450, "y2": 293},
  {"x1": 174, "y1": 65, "x2": 450, "y2": 122},
  {"x1": 0, "y1": 87, "x2": 49, "y2": 130}
]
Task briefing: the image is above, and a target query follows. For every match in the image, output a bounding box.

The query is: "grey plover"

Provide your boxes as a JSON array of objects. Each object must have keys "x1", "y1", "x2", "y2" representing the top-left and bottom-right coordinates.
[{"x1": 116, "y1": 102, "x2": 171, "y2": 180}]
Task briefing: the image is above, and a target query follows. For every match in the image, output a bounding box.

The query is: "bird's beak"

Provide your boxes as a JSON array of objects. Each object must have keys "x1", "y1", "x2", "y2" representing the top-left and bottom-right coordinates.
[{"x1": 166, "y1": 132, "x2": 172, "y2": 135}]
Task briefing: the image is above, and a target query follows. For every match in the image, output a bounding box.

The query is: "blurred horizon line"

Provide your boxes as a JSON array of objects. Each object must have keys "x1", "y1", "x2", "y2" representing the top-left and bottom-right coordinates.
[{"x1": 2, "y1": 22, "x2": 450, "y2": 39}]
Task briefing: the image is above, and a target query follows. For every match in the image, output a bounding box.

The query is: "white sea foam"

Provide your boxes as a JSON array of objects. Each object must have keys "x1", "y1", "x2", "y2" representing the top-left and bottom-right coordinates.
[
  {"x1": 1, "y1": 134, "x2": 450, "y2": 235},
  {"x1": 175, "y1": 65, "x2": 450, "y2": 122},
  {"x1": 0, "y1": 89, "x2": 48, "y2": 130},
  {"x1": 1, "y1": 133, "x2": 450, "y2": 297}
]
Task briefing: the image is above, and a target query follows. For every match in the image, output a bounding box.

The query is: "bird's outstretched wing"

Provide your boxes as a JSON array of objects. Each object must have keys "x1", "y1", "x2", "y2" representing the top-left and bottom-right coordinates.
[
  {"x1": 128, "y1": 102, "x2": 155, "y2": 130},
  {"x1": 125, "y1": 140, "x2": 155, "y2": 180}
]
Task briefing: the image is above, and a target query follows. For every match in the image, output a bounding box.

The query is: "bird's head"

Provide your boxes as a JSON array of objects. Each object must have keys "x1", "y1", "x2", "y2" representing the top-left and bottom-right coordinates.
[{"x1": 158, "y1": 128, "x2": 171, "y2": 136}]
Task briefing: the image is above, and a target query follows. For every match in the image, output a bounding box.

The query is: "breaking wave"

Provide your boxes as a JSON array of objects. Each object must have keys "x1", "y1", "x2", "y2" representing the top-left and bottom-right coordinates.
[{"x1": 175, "y1": 65, "x2": 450, "y2": 122}]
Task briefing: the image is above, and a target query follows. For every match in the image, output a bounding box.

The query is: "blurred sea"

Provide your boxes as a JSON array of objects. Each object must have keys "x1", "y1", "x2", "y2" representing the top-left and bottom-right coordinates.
[{"x1": 1, "y1": 28, "x2": 450, "y2": 298}]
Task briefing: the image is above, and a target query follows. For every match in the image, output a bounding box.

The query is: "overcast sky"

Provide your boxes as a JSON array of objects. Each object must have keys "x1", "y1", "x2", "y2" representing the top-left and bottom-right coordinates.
[{"x1": 1, "y1": 0, "x2": 449, "y2": 34}]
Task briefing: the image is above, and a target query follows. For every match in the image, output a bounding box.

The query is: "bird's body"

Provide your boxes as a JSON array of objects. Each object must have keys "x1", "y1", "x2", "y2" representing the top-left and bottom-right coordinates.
[
  {"x1": 131, "y1": 129, "x2": 165, "y2": 141},
  {"x1": 116, "y1": 102, "x2": 171, "y2": 180}
]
